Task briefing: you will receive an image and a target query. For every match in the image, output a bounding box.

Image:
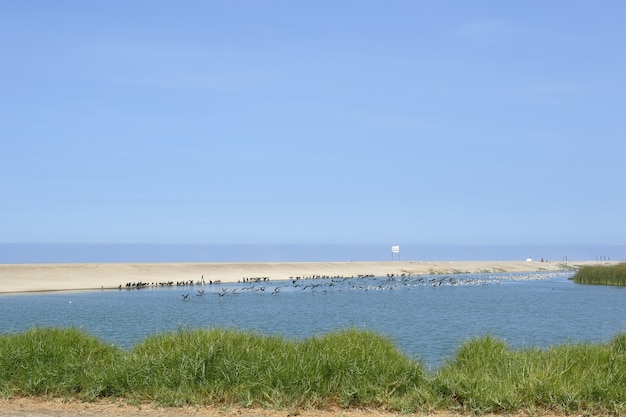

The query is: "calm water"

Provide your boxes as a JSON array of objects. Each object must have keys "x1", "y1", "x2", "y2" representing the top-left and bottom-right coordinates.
[{"x1": 1, "y1": 271, "x2": 624, "y2": 368}]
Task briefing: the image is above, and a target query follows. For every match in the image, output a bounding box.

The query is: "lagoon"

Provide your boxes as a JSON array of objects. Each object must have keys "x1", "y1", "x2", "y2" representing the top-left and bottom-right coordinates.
[{"x1": 1, "y1": 271, "x2": 624, "y2": 368}]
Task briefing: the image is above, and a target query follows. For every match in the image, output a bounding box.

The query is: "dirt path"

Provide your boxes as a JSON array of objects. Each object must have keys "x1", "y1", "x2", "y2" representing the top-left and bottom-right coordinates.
[
  {"x1": 0, "y1": 399, "x2": 408, "y2": 417},
  {"x1": 0, "y1": 399, "x2": 577, "y2": 417}
]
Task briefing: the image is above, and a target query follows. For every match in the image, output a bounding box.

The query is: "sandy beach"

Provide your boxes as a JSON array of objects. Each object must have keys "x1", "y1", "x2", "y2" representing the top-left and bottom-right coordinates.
[{"x1": 0, "y1": 259, "x2": 603, "y2": 294}]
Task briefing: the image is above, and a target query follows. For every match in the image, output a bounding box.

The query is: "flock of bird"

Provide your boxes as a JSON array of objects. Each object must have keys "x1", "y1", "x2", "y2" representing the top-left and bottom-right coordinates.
[
  {"x1": 119, "y1": 276, "x2": 222, "y2": 290},
  {"x1": 176, "y1": 272, "x2": 570, "y2": 301},
  {"x1": 119, "y1": 271, "x2": 569, "y2": 301}
]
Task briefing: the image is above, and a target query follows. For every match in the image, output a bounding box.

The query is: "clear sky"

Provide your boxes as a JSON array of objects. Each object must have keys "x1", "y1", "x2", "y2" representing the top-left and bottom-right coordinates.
[{"x1": 2, "y1": 1, "x2": 625, "y2": 247}]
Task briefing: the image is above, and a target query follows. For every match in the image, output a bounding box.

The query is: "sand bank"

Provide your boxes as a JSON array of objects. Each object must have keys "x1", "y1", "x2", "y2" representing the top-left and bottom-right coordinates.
[{"x1": 0, "y1": 260, "x2": 598, "y2": 294}]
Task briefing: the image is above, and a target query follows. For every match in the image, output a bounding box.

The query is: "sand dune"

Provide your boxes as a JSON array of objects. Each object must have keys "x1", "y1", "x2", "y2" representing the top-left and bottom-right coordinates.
[{"x1": 0, "y1": 259, "x2": 597, "y2": 294}]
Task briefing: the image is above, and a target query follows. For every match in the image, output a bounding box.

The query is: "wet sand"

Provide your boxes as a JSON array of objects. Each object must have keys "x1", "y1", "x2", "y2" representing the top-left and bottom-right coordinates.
[{"x1": 0, "y1": 260, "x2": 593, "y2": 294}]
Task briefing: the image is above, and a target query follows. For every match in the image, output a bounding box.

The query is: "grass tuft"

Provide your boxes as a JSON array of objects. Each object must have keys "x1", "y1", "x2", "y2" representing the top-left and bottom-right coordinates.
[
  {"x1": 0, "y1": 327, "x2": 120, "y2": 399},
  {"x1": 1, "y1": 327, "x2": 626, "y2": 415},
  {"x1": 432, "y1": 334, "x2": 626, "y2": 414}
]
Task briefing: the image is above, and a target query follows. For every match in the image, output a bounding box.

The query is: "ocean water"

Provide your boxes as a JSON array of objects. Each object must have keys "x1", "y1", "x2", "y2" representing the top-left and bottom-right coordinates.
[
  {"x1": 1, "y1": 271, "x2": 624, "y2": 368},
  {"x1": 1, "y1": 243, "x2": 624, "y2": 263}
]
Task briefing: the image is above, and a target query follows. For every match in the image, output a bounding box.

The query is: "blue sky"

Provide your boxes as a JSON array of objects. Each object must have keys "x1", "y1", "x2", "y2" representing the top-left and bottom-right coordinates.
[{"x1": 2, "y1": 1, "x2": 625, "y2": 246}]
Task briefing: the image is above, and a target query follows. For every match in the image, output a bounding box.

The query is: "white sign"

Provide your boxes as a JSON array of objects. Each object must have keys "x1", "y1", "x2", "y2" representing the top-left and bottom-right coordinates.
[{"x1": 391, "y1": 245, "x2": 400, "y2": 253}]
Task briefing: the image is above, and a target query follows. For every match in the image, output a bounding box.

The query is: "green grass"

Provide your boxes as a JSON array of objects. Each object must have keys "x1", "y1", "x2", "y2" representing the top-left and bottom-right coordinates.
[
  {"x1": 1, "y1": 327, "x2": 626, "y2": 415},
  {"x1": 571, "y1": 263, "x2": 626, "y2": 286},
  {"x1": 431, "y1": 333, "x2": 626, "y2": 415},
  {"x1": 0, "y1": 327, "x2": 121, "y2": 399}
]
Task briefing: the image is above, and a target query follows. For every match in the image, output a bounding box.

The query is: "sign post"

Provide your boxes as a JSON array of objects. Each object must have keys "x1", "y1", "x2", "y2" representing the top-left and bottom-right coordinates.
[{"x1": 391, "y1": 245, "x2": 400, "y2": 261}]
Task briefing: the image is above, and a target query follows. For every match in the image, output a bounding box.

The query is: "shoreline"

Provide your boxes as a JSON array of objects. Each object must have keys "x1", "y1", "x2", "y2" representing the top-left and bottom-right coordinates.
[{"x1": 0, "y1": 260, "x2": 609, "y2": 295}]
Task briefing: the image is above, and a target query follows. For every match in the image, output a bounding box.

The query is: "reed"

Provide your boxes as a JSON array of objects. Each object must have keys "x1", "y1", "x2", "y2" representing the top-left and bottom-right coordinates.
[
  {"x1": 1, "y1": 327, "x2": 626, "y2": 415},
  {"x1": 571, "y1": 263, "x2": 626, "y2": 286}
]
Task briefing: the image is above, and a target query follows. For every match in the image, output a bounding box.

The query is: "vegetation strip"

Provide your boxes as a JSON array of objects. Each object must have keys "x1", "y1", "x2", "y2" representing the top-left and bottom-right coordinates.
[
  {"x1": 571, "y1": 262, "x2": 626, "y2": 286},
  {"x1": 1, "y1": 327, "x2": 625, "y2": 415}
]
